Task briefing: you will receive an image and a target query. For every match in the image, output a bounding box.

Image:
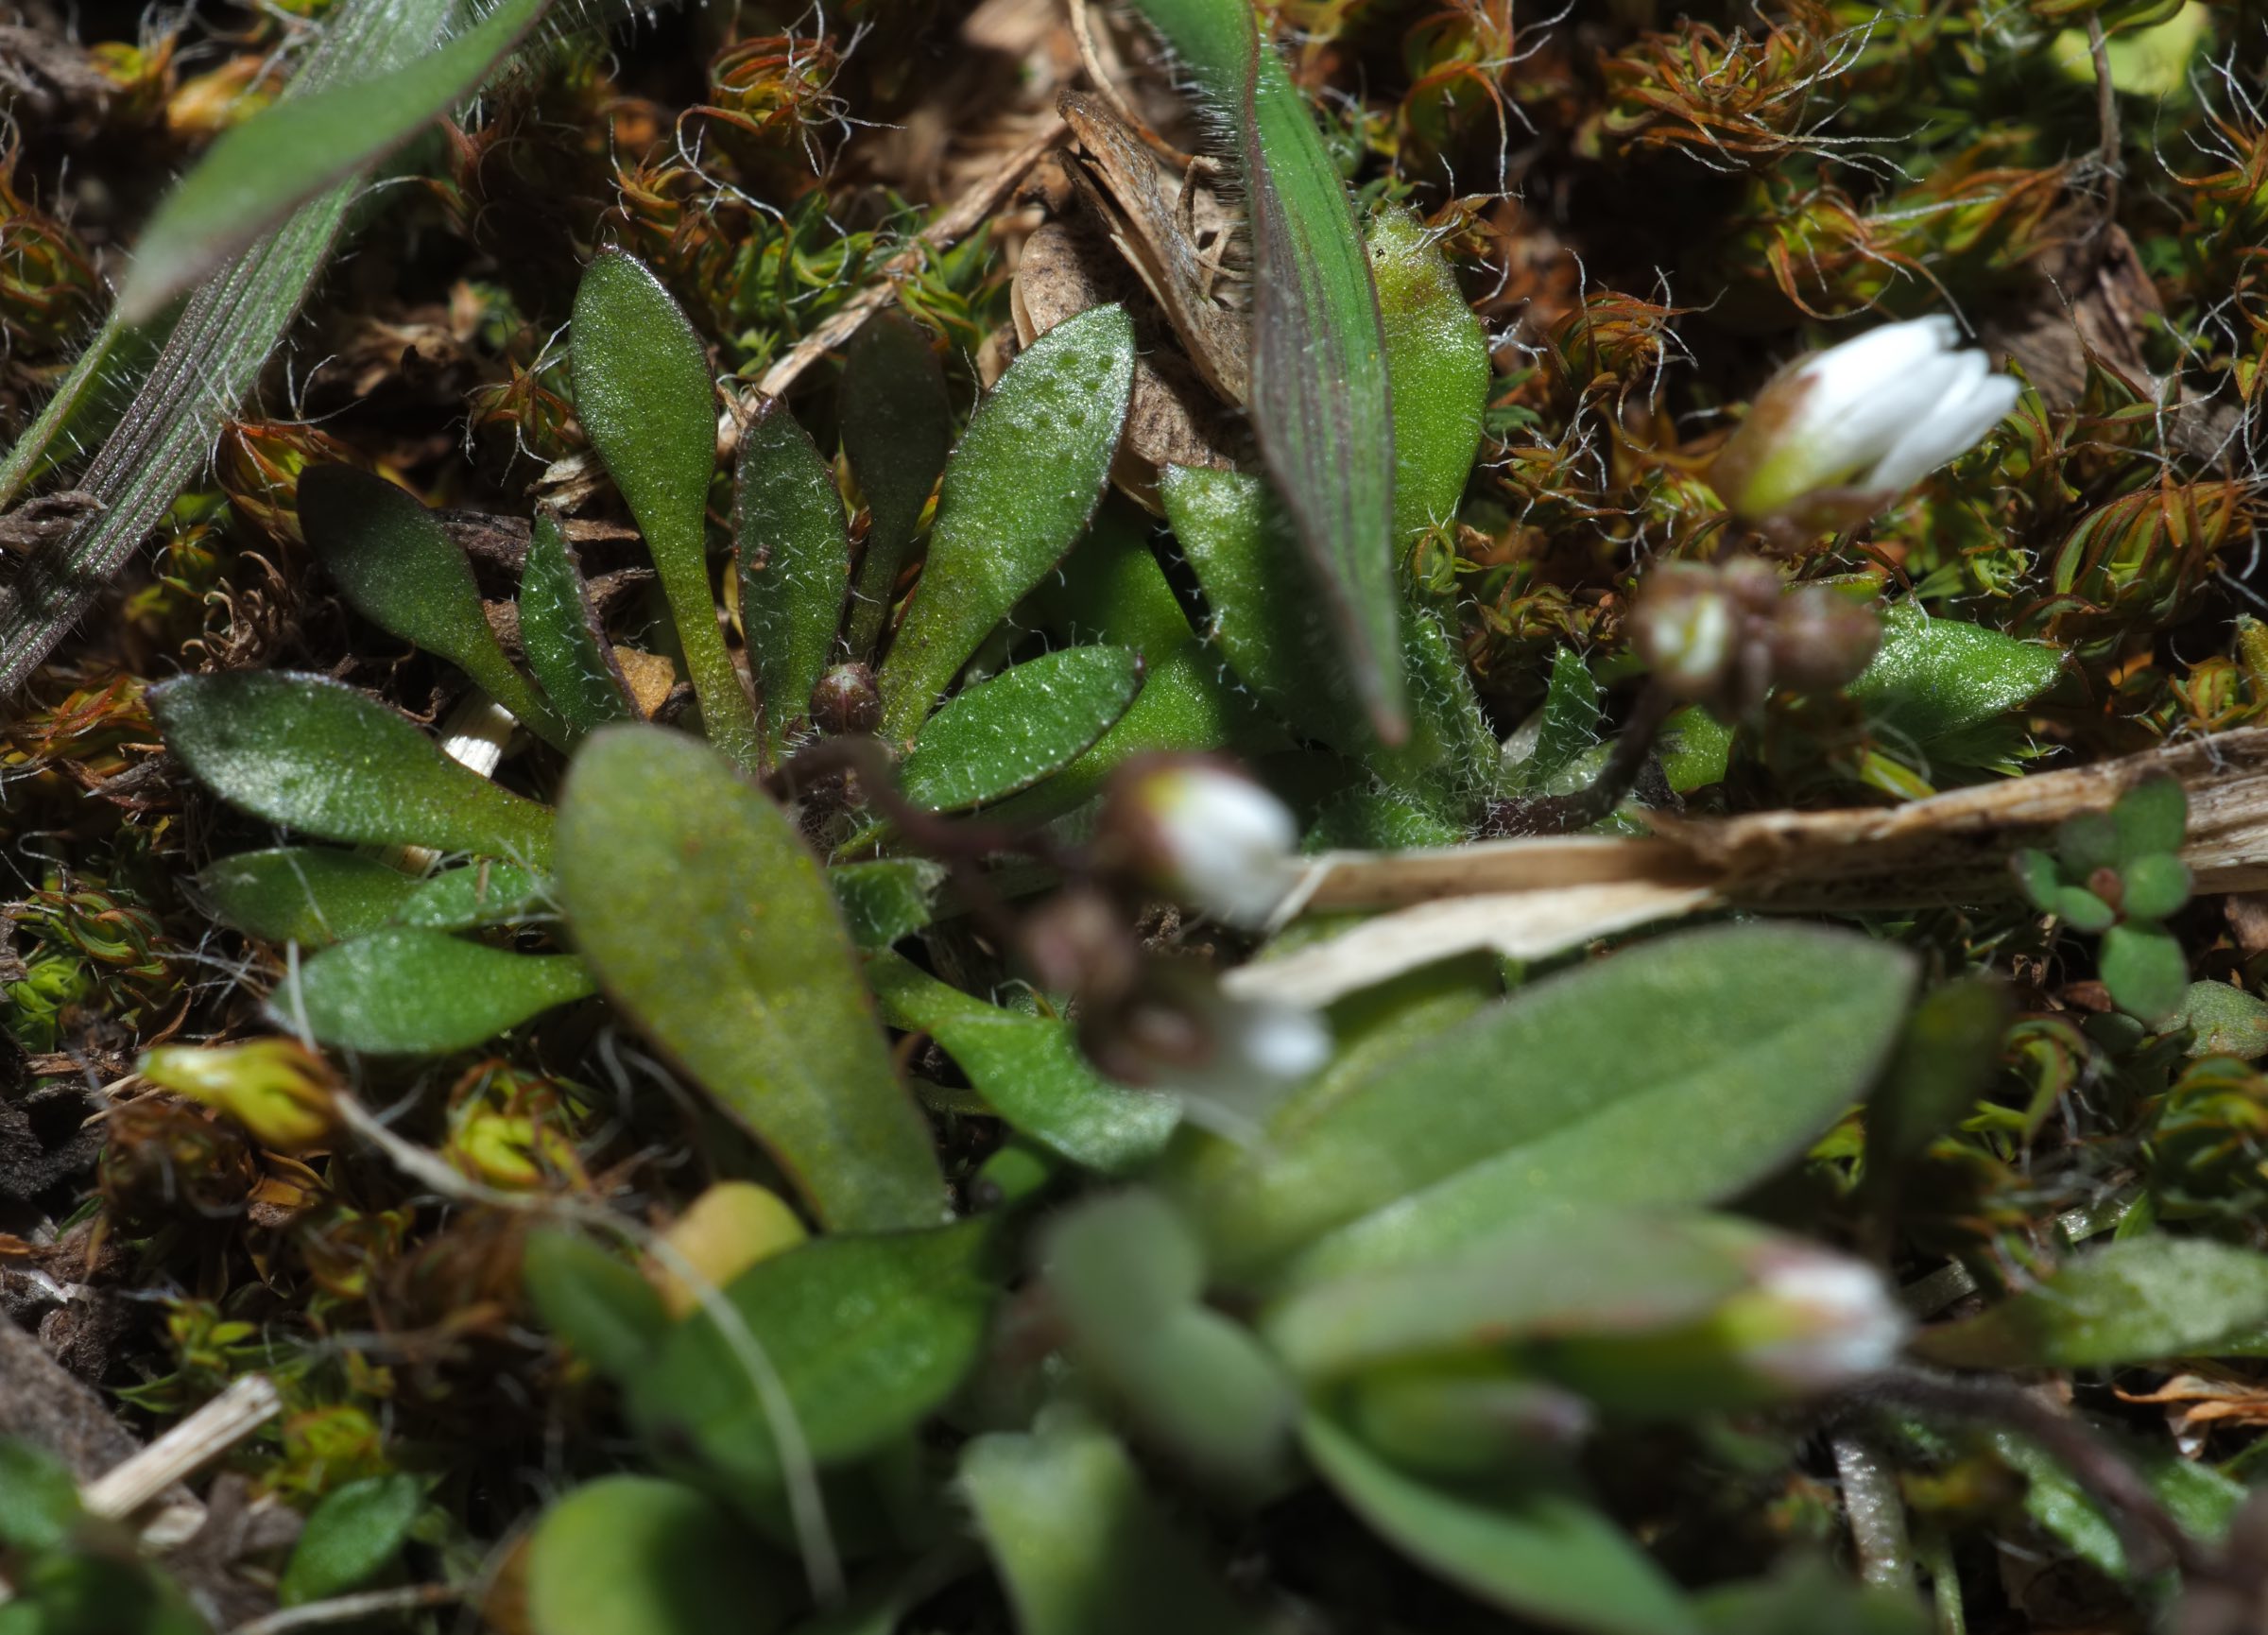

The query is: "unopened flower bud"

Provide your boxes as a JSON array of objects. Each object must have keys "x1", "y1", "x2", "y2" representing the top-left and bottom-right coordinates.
[
  {"x1": 1534, "y1": 1234, "x2": 1908, "y2": 1413},
  {"x1": 1712, "y1": 316, "x2": 2019, "y2": 528},
  {"x1": 1631, "y1": 559, "x2": 1881, "y2": 713},
  {"x1": 1021, "y1": 884, "x2": 1140, "y2": 1003},
  {"x1": 1081, "y1": 961, "x2": 1330, "y2": 1098},
  {"x1": 1630, "y1": 562, "x2": 1745, "y2": 704},
  {"x1": 809, "y1": 663, "x2": 881, "y2": 736},
  {"x1": 139, "y1": 1040, "x2": 337, "y2": 1151},
  {"x1": 1100, "y1": 755, "x2": 1304, "y2": 929}
]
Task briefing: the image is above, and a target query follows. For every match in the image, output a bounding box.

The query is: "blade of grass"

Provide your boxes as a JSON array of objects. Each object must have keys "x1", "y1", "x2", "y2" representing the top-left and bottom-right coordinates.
[
  {"x1": 115, "y1": 0, "x2": 551, "y2": 323},
  {"x1": 0, "y1": 0, "x2": 467, "y2": 697},
  {"x1": 1125, "y1": 0, "x2": 1404, "y2": 742}
]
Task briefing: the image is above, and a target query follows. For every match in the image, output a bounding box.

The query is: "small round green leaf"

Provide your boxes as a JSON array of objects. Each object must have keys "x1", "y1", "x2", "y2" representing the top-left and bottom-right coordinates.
[
  {"x1": 2112, "y1": 773, "x2": 2188, "y2": 862},
  {"x1": 524, "y1": 1476, "x2": 793, "y2": 1635},
  {"x1": 2053, "y1": 884, "x2": 2117, "y2": 934},
  {"x1": 2101, "y1": 921, "x2": 2189, "y2": 1024},
  {"x1": 2117, "y1": 851, "x2": 2191, "y2": 923}
]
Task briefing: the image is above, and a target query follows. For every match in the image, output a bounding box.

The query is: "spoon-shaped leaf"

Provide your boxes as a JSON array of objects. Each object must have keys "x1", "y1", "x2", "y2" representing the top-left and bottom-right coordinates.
[
  {"x1": 842, "y1": 313, "x2": 953, "y2": 657},
  {"x1": 194, "y1": 848, "x2": 418, "y2": 947},
  {"x1": 116, "y1": 0, "x2": 550, "y2": 323},
  {"x1": 519, "y1": 511, "x2": 633, "y2": 737},
  {"x1": 1165, "y1": 922, "x2": 1916, "y2": 1286},
  {"x1": 1370, "y1": 204, "x2": 1489, "y2": 542},
  {"x1": 1125, "y1": 0, "x2": 1403, "y2": 741},
  {"x1": 897, "y1": 645, "x2": 1143, "y2": 813},
  {"x1": 555, "y1": 724, "x2": 944, "y2": 1231},
  {"x1": 877, "y1": 304, "x2": 1134, "y2": 742},
  {"x1": 571, "y1": 251, "x2": 761, "y2": 769},
  {"x1": 150, "y1": 672, "x2": 556, "y2": 863},
  {"x1": 300, "y1": 466, "x2": 572, "y2": 749},
  {"x1": 1913, "y1": 1237, "x2": 2268, "y2": 1369},
  {"x1": 868, "y1": 952, "x2": 1178, "y2": 1174},
  {"x1": 279, "y1": 926, "x2": 593, "y2": 1054},
  {"x1": 735, "y1": 396, "x2": 850, "y2": 758}
]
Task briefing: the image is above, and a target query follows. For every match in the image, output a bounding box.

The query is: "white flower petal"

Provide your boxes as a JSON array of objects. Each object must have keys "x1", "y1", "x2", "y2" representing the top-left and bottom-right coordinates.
[{"x1": 1864, "y1": 356, "x2": 2019, "y2": 494}]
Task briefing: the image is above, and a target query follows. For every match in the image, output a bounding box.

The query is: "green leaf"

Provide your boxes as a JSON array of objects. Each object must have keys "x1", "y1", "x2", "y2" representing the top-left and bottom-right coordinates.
[
  {"x1": 524, "y1": 1477, "x2": 794, "y2": 1635},
  {"x1": 1043, "y1": 1192, "x2": 1296, "y2": 1491},
  {"x1": 2058, "y1": 808, "x2": 2122, "y2": 877},
  {"x1": 737, "y1": 397, "x2": 851, "y2": 757},
  {"x1": 300, "y1": 466, "x2": 570, "y2": 749},
  {"x1": 842, "y1": 314, "x2": 954, "y2": 657},
  {"x1": 961, "y1": 1416, "x2": 1264, "y2": 1635},
  {"x1": 571, "y1": 250, "x2": 761, "y2": 770},
  {"x1": 279, "y1": 1474, "x2": 422, "y2": 1607},
  {"x1": 2012, "y1": 847, "x2": 2060, "y2": 912},
  {"x1": 392, "y1": 862, "x2": 548, "y2": 932},
  {"x1": 896, "y1": 646, "x2": 1143, "y2": 814},
  {"x1": 2113, "y1": 773, "x2": 2188, "y2": 862},
  {"x1": 1521, "y1": 647, "x2": 1605, "y2": 793},
  {"x1": 1864, "y1": 976, "x2": 2009, "y2": 1179},
  {"x1": 1847, "y1": 602, "x2": 2062, "y2": 747},
  {"x1": 519, "y1": 510, "x2": 633, "y2": 737},
  {"x1": 281, "y1": 926, "x2": 593, "y2": 1054},
  {"x1": 115, "y1": 0, "x2": 548, "y2": 321},
  {"x1": 1915, "y1": 1237, "x2": 2268, "y2": 1368},
  {"x1": 523, "y1": 1230, "x2": 671, "y2": 1382},
  {"x1": 876, "y1": 304, "x2": 1134, "y2": 743},
  {"x1": 1693, "y1": 1559, "x2": 1928, "y2": 1635},
  {"x1": 1165, "y1": 923, "x2": 1916, "y2": 1285},
  {"x1": 555, "y1": 725, "x2": 943, "y2": 1230},
  {"x1": 149, "y1": 672, "x2": 556, "y2": 863},
  {"x1": 1992, "y1": 1419, "x2": 2244, "y2": 1584},
  {"x1": 1125, "y1": 0, "x2": 1402, "y2": 740},
  {"x1": 0, "y1": 1439, "x2": 82, "y2": 1552},
  {"x1": 194, "y1": 848, "x2": 418, "y2": 947},
  {"x1": 2117, "y1": 851, "x2": 2191, "y2": 922},
  {"x1": 829, "y1": 859, "x2": 947, "y2": 951},
  {"x1": 2102, "y1": 921, "x2": 2189, "y2": 1023},
  {"x1": 2053, "y1": 884, "x2": 2118, "y2": 933},
  {"x1": 1301, "y1": 1413, "x2": 1698, "y2": 1635},
  {"x1": 867, "y1": 952, "x2": 1177, "y2": 1174},
  {"x1": 1370, "y1": 203, "x2": 1488, "y2": 543},
  {"x1": 0, "y1": 0, "x2": 463, "y2": 696},
  {"x1": 2175, "y1": 980, "x2": 2268, "y2": 1059},
  {"x1": 629, "y1": 1223, "x2": 992, "y2": 1494},
  {"x1": 1658, "y1": 705, "x2": 1733, "y2": 794},
  {"x1": 1260, "y1": 1213, "x2": 1752, "y2": 1383}
]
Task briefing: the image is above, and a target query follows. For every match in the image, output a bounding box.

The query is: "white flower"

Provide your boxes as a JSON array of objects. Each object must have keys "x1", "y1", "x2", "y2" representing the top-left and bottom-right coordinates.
[
  {"x1": 1714, "y1": 316, "x2": 2021, "y2": 525},
  {"x1": 1742, "y1": 1245, "x2": 1911, "y2": 1394},
  {"x1": 1110, "y1": 757, "x2": 1305, "y2": 929}
]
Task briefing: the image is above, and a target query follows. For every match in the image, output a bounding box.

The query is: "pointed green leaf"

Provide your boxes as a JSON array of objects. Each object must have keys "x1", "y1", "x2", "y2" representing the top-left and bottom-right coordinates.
[
  {"x1": 149, "y1": 672, "x2": 556, "y2": 863},
  {"x1": 300, "y1": 466, "x2": 570, "y2": 749},
  {"x1": 555, "y1": 725, "x2": 943, "y2": 1230},
  {"x1": 281, "y1": 926, "x2": 593, "y2": 1054},
  {"x1": 628, "y1": 1223, "x2": 992, "y2": 1495},
  {"x1": 868, "y1": 952, "x2": 1177, "y2": 1175},
  {"x1": 393, "y1": 861, "x2": 548, "y2": 931},
  {"x1": 280, "y1": 1474, "x2": 423, "y2": 1607},
  {"x1": 571, "y1": 251, "x2": 760, "y2": 768},
  {"x1": 1125, "y1": 0, "x2": 1402, "y2": 740},
  {"x1": 1371, "y1": 203, "x2": 1488, "y2": 543},
  {"x1": 194, "y1": 847, "x2": 418, "y2": 947},
  {"x1": 1522, "y1": 646, "x2": 1606, "y2": 792},
  {"x1": 115, "y1": 0, "x2": 549, "y2": 322},
  {"x1": 525, "y1": 1477, "x2": 794, "y2": 1635},
  {"x1": 896, "y1": 645, "x2": 1143, "y2": 814},
  {"x1": 737, "y1": 397, "x2": 851, "y2": 757},
  {"x1": 962, "y1": 1417, "x2": 1264, "y2": 1635},
  {"x1": 1915, "y1": 1237, "x2": 2268, "y2": 1368},
  {"x1": 520, "y1": 511, "x2": 633, "y2": 736},
  {"x1": 877, "y1": 304, "x2": 1134, "y2": 742},
  {"x1": 1302, "y1": 1414, "x2": 1698, "y2": 1635},
  {"x1": 1848, "y1": 602, "x2": 2062, "y2": 746},
  {"x1": 1165, "y1": 923, "x2": 1917, "y2": 1285},
  {"x1": 842, "y1": 313, "x2": 953, "y2": 656},
  {"x1": 829, "y1": 859, "x2": 947, "y2": 951}
]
